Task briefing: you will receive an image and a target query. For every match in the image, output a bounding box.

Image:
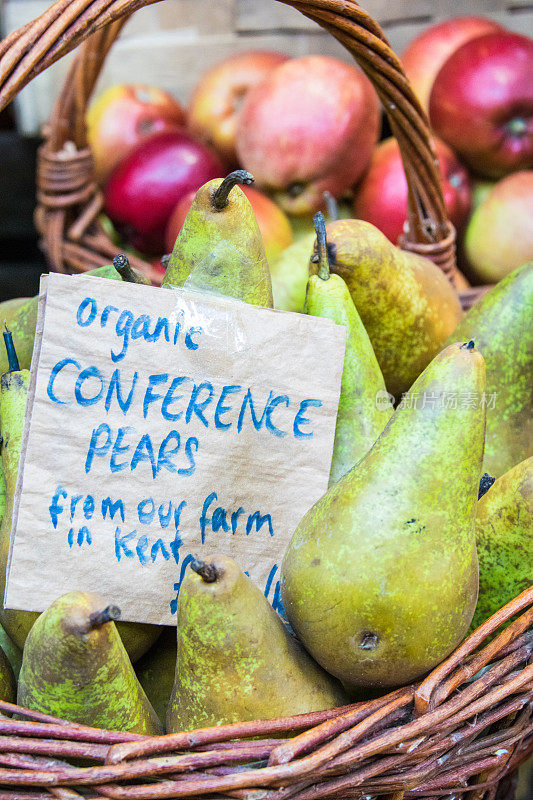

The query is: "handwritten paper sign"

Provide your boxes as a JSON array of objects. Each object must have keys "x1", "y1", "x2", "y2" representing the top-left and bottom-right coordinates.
[{"x1": 5, "y1": 274, "x2": 346, "y2": 625}]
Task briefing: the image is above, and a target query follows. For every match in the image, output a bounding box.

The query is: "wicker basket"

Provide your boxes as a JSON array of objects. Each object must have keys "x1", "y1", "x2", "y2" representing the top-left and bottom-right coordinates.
[{"x1": 0, "y1": 1, "x2": 529, "y2": 797}]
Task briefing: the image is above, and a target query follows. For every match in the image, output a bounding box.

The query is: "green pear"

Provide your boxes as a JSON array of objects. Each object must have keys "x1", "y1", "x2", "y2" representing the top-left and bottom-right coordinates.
[
  {"x1": 0, "y1": 342, "x2": 35, "y2": 650},
  {"x1": 18, "y1": 591, "x2": 162, "y2": 733},
  {"x1": 0, "y1": 462, "x2": 5, "y2": 529},
  {"x1": 270, "y1": 232, "x2": 315, "y2": 312},
  {"x1": 163, "y1": 171, "x2": 273, "y2": 307},
  {"x1": 0, "y1": 333, "x2": 160, "y2": 663},
  {"x1": 0, "y1": 643, "x2": 15, "y2": 703},
  {"x1": 167, "y1": 555, "x2": 347, "y2": 733},
  {"x1": 305, "y1": 214, "x2": 393, "y2": 485},
  {"x1": 472, "y1": 457, "x2": 532, "y2": 631},
  {"x1": 444, "y1": 261, "x2": 532, "y2": 479},
  {"x1": 0, "y1": 622, "x2": 21, "y2": 678},
  {"x1": 135, "y1": 626, "x2": 176, "y2": 727},
  {"x1": 282, "y1": 341, "x2": 486, "y2": 690},
  {"x1": 0, "y1": 297, "x2": 32, "y2": 332},
  {"x1": 114, "y1": 621, "x2": 162, "y2": 664},
  {"x1": 314, "y1": 219, "x2": 463, "y2": 397}
]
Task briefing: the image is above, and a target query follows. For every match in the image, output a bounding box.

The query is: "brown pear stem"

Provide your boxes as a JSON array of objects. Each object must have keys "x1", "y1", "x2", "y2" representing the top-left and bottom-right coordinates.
[
  {"x1": 3, "y1": 325, "x2": 20, "y2": 372},
  {"x1": 190, "y1": 557, "x2": 221, "y2": 583},
  {"x1": 211, "y1": 170, "x2": 254, "y2": 211},
  {"x1": 113, "y1": 254, "x2": 150, "y2": 285},
  {"x1": 323, "y1": 191, "x2": 339, "y2": 222},
  {"x1": 313, "y1": 212, "x2": 330, "y2": 281},
  {"x1": 87, "y1": 605, "x2": 121, "y2": 631}
]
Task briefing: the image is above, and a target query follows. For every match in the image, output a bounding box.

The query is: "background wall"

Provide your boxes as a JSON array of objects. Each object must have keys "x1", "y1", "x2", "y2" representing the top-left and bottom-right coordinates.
[{"x1": 2, "y1": 0, "x2": 533, "y2": 136}]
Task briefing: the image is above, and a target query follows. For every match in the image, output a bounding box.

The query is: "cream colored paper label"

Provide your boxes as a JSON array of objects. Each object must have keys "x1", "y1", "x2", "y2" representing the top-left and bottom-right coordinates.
[{"x1": 5, "y1": 274, "x2": 345, "y2": 624}]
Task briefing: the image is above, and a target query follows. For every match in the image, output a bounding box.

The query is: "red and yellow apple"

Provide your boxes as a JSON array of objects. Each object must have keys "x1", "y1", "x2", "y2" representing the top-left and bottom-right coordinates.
[
  {"x1": 353, "y1": 136, "x2": 472, "y2": 244},
  {"x1": 87, "y1": 84, "x2": 186, "y2": 185},
  {"x1": 165, "y1": 183, "x2": 293, "y2": 262},
  {"x1": 104, "y1": 130, "x2": 223, "y2": 256},
  {"x1": 236, "y1": 55, "x2": 380, "y2": 215},
  {"x1": 430, "y1": 32, "x2": 533, "y2": 179},
  {"x1": 464, "y1": 170, "x2": 533, "y2": 283},
  {"x1": 187, "y1": 50, "x2": 290, "y2": 168},
  {"x1": 400, "y1": 16, "x2": 502, "y2": 113}
]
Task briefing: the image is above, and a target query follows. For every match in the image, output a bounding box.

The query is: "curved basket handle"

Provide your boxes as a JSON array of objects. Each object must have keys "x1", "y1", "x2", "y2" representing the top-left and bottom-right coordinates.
[{"x1": 0, "y1": 0, "x2": 456, "y2": 278}]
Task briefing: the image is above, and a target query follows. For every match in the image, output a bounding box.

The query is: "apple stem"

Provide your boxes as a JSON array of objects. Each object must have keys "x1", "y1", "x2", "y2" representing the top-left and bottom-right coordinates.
[
  {"x1": 87, "y1": 605, "x2": 121, "y2": 631},
  {"x1": 190, "y1": 556, "x2": 220, "y2": 583},
  {"x1": 507, "y1": 118, "x2": 528, "y2": 136},
  {"x1": 323, "y1": 191, "x2": 338, "y2": 222},
  {"x1": 212, "y1": 170, "x2": 254, "y2": 211},
  {"x1": 461, "y1": 340, "x2": 476, "y2": 350},
  {"x1": 3, "y1": 325, "x2": 20, "y2": 373},
  {"x1": 313, "y1": 212, "x2": 330, "y2": 281},
  {"x1": 113, "y1": 254, "x2": 150, "y2": 285}
]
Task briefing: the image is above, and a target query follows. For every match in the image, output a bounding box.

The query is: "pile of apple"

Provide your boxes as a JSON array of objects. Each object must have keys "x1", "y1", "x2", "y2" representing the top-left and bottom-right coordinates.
[{"x1": 89, "y1": 15, "x2": 533, "y2": 287}]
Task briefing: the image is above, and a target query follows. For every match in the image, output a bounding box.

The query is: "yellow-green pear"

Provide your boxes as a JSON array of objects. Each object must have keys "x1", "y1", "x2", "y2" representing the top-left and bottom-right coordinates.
[
  {"x1": 472, "y1": 457, "x2": 532, "y2": 631},
  {"x1": 167, "y1": 555, "x2": 347, "y2": 733},
  {"x1": 314, "y1": 219, "x2": 463, "y2": 397},
  {"x1": 0, "y1": 336, "x2": 35, "y2": 650},
  {"x1": 270, "y1": 232, "x2": 315, "y2": 312},
  {"x1": 282, "y1": 342, "x2": 486, "y2": 690},
  {"x1": 444, "y1": 261, "x2": 532, "y2": 478},
  {"x1": 135, "y1": 626, "x2": 176, "y2": 727},
  {"x1": 0, "y1": 622, "x2": 21, "y2": 678},
  {"x1": 305, "y1": 214, "x2": 393, "y2": 485},
  {"x1": 163, "y1": 171, "x2": 273, "y2": 307},
  {"x1": 18, "y1": 591, "x2": 162, "y2": 733},
  {"x1": 0, "y1": 643, "x2": 15, "y2": 704}
]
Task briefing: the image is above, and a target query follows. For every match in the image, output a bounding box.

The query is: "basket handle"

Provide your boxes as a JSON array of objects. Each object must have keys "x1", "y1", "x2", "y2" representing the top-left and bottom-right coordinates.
[{"x1": 0, "y1": 0, "x2": 456, "y2": 279}]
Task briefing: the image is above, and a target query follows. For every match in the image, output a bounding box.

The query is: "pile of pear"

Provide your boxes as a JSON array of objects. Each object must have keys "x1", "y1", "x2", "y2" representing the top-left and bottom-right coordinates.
[{"x1": 0, "y1": 173, "x2": 530, "y2": 736}]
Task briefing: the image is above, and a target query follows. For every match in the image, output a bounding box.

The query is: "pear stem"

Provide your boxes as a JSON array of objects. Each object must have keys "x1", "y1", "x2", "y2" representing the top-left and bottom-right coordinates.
[
  {"x1": 113, "y1": 254, "x2": 150, "y2": 285},
  {"x1": 461, "y1": 340, "x2": 476, "y2": 350},
  {"x1": 87, "y1": 605, "x2": 121, "y2": 631},
  {"x1": 478, "y1": 473, "x2": 496, "y2": 500},
  {"x1": 190, "y1": 557, "x2": 220, "y2": 583},
  {"x1": 313, "y1": 212, "x2": 330, "y2": 281},
  {"x1": 323, "y1": 191, "x2": 338, "y2": 222},
  {"x1": 3, "y1": 325, "x2": 20, "y2": 372},
  {"x1": 211, "y1": 170, "x2": 254, "y2": 211}
]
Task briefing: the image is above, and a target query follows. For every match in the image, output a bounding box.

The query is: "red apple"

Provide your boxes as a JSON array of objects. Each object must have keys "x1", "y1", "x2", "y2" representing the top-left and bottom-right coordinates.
[
  {"x1": 165, "y1": 183, "x2": 293, "y2": 262},
  {"x1": 429, "y1": 32, "x2": 533, "y2": 179},
  {"x1": 236, "y1": 56, "x2": 380, "y2": 215},
  {"x1": 87, "y1": 84, "x2": 186, "y2": 185},
  {"x1": 401, "y1": 16, "x2": 502, "y2": 113},
  {"x1": 104, "y1": 130, "x2": 223, "y2": 255},
  {"x1": 464, "y1": 170, "x2": 533, "y2": 283},
  {"x1": 353, "y1": 136, "x2": 472, "y2": 244},
  {"x1": 187, "y1": 50, "x2": 290, "y2": 168}
]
